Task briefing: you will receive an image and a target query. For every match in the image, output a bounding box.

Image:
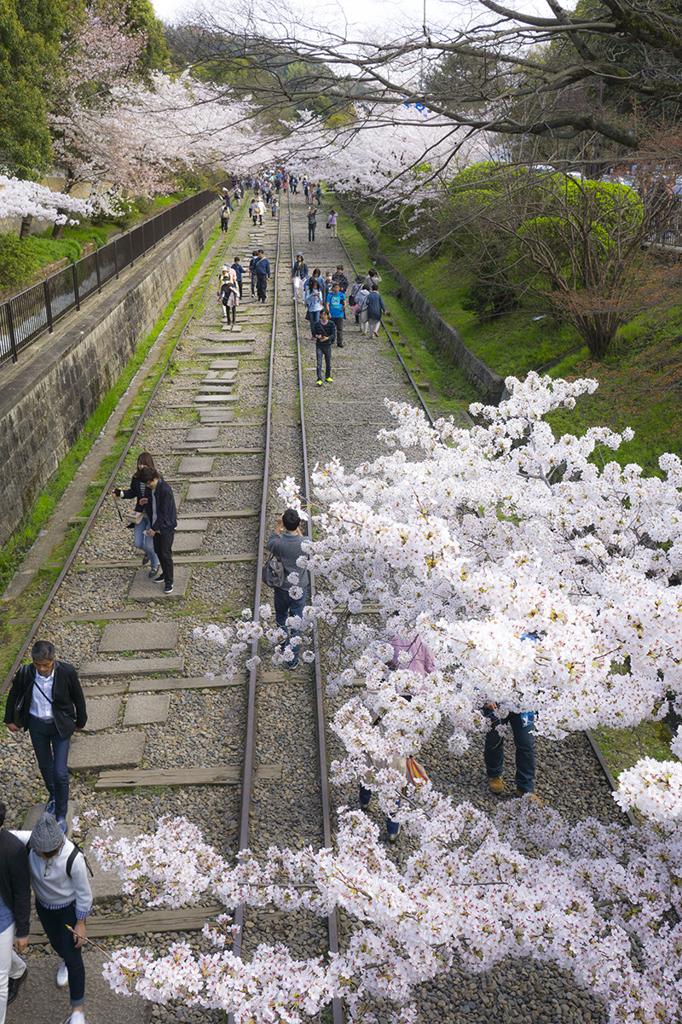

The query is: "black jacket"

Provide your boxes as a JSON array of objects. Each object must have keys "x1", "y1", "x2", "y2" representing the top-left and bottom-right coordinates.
[
  {"x1": 149, "y1": 478, "x2": 177, "y2": 534},
  {"x1": 5, "y1": 661, "x2": 87, "y2": 738},
  {"x1": 0, "y1": 830, "x2": 30, "y2": 938},
  {"x1": 115, "y1": 475, "x2": 151, "y2": 513}
]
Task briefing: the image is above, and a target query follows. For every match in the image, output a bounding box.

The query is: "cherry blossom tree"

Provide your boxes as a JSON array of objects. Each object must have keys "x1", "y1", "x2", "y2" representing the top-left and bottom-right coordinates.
[
  {"x1": 0, "y1": 176, "x2": 92, "y2": 225},
  {"x1": 92, "y1": 374, "x2": 682, "y2": 1023}
]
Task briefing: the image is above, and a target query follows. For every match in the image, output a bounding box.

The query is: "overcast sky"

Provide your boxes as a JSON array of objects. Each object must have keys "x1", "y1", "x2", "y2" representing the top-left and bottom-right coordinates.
[{"x1": 151, "y1": 0, "x2": 548, "y2": 35}]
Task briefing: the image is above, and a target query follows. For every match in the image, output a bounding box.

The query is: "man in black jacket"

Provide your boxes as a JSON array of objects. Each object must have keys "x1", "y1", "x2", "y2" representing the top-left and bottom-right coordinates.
[
  {"x1": 0, "y1": 802, "x2": 30, "y2": 1016},
  {"x1": 254, "y1": 249, "x2": 271, "y2": 303},
  {"x1": 5, "y1": 641, "x2": 87, "y2": 834},
  {"x1": 139, "y1": 467, "x2": 177, "y2": 594}
]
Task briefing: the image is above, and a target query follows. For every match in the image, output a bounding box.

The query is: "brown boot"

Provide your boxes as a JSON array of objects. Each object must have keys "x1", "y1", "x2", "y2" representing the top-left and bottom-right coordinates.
[
  {"x1": 515, "y1": 789, "x2": 542, "y2": 805},
  {"x1": 488, "y1": 776, "x2": 504, "y2": 794}
]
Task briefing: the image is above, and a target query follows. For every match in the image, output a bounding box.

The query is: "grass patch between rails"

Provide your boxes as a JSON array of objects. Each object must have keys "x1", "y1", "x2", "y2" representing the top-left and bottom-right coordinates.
[
  {"x1": 0, "y1": 210, "x2": 245, "y2": 684},
  {"x1": 333, "y1": 205, "x2": 478, "y2": 416}
]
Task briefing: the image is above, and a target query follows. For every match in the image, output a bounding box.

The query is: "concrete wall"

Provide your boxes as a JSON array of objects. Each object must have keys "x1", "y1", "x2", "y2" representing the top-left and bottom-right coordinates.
[
  {"x1": 0, "y1": 202, "x2": 216, "y2": 548},
  {"x1": 342, "y1": 206, "x2": 505, "y2": 405}
]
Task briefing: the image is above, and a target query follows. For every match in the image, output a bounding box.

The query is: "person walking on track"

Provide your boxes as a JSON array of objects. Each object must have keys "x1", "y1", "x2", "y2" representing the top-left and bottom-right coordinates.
[
  {"x1": 5, "y1": 641, "x2": 87, "y2": 835},
  {"x1": 12, "y1": 813, "x2": 93, "y2": 1024},
  {"x1": 112, "y1": 451, "x2": 160, "y2": 576},
  {"x1": 0, "y1": 801, "x2": 31, "y2": 1019},
  {"x1": 313, "y1": 310, "x2": 335, "y2": 385},
  {"x1": 254, "y1": 249, "x2": 271, "y2": 302},
  {"x1": 139, "y1": 467, "x2": 177, "y2": 594},
  {"x1": 307, "y1": 206, "x2": 317, "y2": 243}
]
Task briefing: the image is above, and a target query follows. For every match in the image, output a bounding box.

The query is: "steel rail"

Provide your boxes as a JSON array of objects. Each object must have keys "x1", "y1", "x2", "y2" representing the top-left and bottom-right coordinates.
[
  {"x1": 229, "y1": 196, "x2": 284, "y2": 971},
  {"x1": 1, "y1": 199, "x2": 249, "y2": 696},
  {"x1": 287, "y1": 191, "x2": 344, "y2": 1024}
]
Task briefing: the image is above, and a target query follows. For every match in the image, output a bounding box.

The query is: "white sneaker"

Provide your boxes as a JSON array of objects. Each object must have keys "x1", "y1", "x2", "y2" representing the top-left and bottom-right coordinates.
[
  {"x1": 56, "y1": 961, "x2": 68, "y2": 988},
  {"x1": 62, "y1": 1011, "x2": 88, "y2": 1024}
]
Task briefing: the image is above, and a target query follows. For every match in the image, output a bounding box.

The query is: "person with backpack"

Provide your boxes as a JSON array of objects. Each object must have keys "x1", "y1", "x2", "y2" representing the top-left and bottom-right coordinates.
[
  {"x1": 325, "y1": 282, "x2": 347, "y2": 348},
  {"x1": 365, "y1": 284, "x2": 388, "y2": 339},
  {"x1": 266, "y1": 510, "x2": 309, "y2": 670},
  {"x1": 220, "y1": 204, "x2": 231, "y2": 232},
  {"x1": 218, "y1": 270, "x2": 239, "y2": 328},
  {"x1": 307, "y1": 207, "x2": 317, "y2": 242},
  {"x1": 5, "y1": 641, "x2": 87, "y2": 836},
  {"x1": 349, "y1": 276, "x2": 365, "y2": 324},
  {"x1": 231, "y1": 256, "x2": 244, "y2": 299},
  {"x1": 12, "y1": 813, "x2": 93, "y2": 1024}
]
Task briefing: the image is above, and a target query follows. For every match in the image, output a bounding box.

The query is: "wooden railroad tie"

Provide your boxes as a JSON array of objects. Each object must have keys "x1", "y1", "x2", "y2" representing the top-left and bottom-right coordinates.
[{"x1": 95, "y1": 764, "x2": 283, "y2": 790}]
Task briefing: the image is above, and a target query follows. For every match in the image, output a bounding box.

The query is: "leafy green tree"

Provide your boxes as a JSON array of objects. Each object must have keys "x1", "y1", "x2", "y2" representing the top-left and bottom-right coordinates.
[{"x1": 0, "y1": 0, "x2": 79, "y2": 179}]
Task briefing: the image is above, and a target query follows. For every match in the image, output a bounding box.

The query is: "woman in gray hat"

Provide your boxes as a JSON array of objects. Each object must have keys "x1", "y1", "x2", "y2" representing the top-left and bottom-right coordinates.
[{"x1": 12, "y1": 813, "x2": 92, "y2": 1024}]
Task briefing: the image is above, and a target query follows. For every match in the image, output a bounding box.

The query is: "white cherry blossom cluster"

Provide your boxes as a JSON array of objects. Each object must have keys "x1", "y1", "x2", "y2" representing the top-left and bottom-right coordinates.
[
  {"x1": 97, "y1": 374, "x2": 682, "y2": 1023},
  {"x1": 0, "y1": 176, "x2": 92, "y2": 224}
]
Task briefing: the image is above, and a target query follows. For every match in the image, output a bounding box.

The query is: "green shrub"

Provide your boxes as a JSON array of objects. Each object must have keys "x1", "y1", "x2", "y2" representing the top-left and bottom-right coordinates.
[{"x1": 0, "y1": 235, "x2": 41, "y2": 287}]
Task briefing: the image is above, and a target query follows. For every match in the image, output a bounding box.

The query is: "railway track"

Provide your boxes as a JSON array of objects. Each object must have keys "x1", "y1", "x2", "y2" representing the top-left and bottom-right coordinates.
[{"x1": 0, "y1": 185, "x2": 628, "y2": 1024}]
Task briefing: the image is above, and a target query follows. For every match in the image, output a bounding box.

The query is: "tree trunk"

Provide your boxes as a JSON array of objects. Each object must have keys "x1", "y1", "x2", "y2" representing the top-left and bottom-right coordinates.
[
  {"x1": 19, "y1": 215, "x2": 32, "y2": 239},
  {"x1": 51, "y1": 213, "x2": 66, "y2": 240}
]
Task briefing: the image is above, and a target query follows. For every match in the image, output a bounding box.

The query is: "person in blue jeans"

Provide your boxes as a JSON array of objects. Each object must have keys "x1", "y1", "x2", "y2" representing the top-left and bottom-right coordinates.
[
  {"x1": 5, "y1": 641, "x2": 87, "y2": 834},
  {"x1": 266, "y1": 509, "x2": 309, "y2": 669},
  {"x1": 484, "y1": 633, "x2": 540, "y2": 800},
  {"x1": 112, "y1": 452, "x2": 160, "y2": 576}
]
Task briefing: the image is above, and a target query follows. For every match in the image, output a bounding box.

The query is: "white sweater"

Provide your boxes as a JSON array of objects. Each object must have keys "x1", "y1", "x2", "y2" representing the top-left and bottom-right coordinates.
[{"x1": 11, "y1": 832, "x2": 92, "y2": 919}]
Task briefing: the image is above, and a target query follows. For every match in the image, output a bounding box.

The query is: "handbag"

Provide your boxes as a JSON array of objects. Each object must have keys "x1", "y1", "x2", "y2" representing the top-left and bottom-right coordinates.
[
  {"x1": 12, "y1": 665, "x2": 34, "y2": 729},
  {"x1": 262, "y1": 537, "x2": 285, "y2": 588},
  {"x1": 127, "y1": 511, "x2": 145, "y2": 525},
  {"x1": 325, "y1": 222, "x2": 331, "y2": 229},
  {"x1": 406, "y1": 757, "x2": 429, "y2": 788}
]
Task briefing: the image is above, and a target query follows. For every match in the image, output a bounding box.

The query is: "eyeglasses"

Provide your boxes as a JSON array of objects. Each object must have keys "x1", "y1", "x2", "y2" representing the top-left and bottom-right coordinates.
[{"x1": 43, "y1": 859, "x2": 53, "y2": 877}]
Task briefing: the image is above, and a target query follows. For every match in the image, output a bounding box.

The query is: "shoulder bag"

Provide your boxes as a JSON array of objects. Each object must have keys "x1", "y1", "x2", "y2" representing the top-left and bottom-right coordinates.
[{"x1": 262, "y1": 537, "x2": 285, "y2": 588}]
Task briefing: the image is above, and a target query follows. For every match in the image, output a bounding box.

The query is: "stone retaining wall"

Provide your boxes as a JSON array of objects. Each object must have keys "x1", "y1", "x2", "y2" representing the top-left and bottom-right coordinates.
[
  {"x1": 0, "y1": 203, "x2": 216, "y2": 548},
  {"x1": 342, "y1": 206, "x2": 505, "y2": 404}
]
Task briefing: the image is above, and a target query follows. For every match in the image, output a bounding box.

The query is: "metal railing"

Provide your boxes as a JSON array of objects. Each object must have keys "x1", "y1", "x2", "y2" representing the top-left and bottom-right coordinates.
[{"x1": 0, "y1": 182, "x2": 228, "y2": 368}]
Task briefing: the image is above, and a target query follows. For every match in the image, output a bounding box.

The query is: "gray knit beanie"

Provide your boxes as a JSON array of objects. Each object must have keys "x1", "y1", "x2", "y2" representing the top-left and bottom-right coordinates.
[{"x1": 30, "y1": 812, "x2": 64, "y2": 852}]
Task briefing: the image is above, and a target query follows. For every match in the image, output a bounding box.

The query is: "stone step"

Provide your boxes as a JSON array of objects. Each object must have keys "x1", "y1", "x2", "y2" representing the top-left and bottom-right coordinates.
[
  {"x1": 209, "y1": 360, "x2": 240, "y2": 370},
  {"x1": 83, "y1": 697, "x2": 121, "y2": 731},
  {"x1": 123, "y1": 693, "x2": 170, "y2": 726},
  {"x1": 80, "y1": 656, "x2": 185, "y2": 677},
  {"x1": 178, "y1": 456, "x2": 215, "y2": 474},
  {"x1": 98, "y1": 621, "x2": 178, "y2": 653},
  {"x1": 95, "y1": 764, "x2": 282, "y2": 789},
  {"x1": 128, "y1": 566, "x2": 191, "y2": 600},
  {"x1": 186, "y1": 482, "x2": 219, "y2": 500},
  {"x1": 69, "y1": 732, "x2": 146, "y2": 772},
  {"x1": 199, "y1": 412, "x2": 235, "y2": 423},
  {"x1": 173, "y1": 532, "x2": 203, "y2": 552},
  {"x1": 196, "y1": 385, "x2": 235, "y2": 394},
  {"x1": 15, "y1": 949, "x2": 150, "y2": 1024},
  {"x1": 176, "y1": 517, "x2": 208, "y2": 530},
  {"x1": 186, "y1": 427, "x2": 220, "y2": 442}
]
